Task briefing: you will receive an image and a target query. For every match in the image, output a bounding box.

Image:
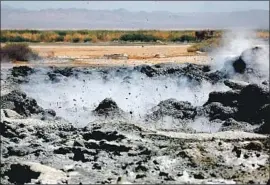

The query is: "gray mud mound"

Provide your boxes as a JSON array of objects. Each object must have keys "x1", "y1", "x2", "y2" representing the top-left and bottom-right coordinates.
[
  {"x1": 1, "y1": 90, "x2": 44, "y2": 117},
  {"x1": 233, "y1": 46, "x2": 264, "y2": 74},
  {"x1": 0, "y1": 90, "x2": 56, "y2": 119},
  {"x1": 147, "y1": 98, "x2": 196, "y2": 121},
  {"x1": 222, "y1": 46, "x2": 268, "y2": 78},
  {"x1": 93, "y1": 98, "x2": 125, "y2": 118}
]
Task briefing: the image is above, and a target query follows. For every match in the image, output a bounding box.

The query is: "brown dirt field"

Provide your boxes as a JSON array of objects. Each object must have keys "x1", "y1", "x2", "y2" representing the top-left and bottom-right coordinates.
[{"x1": 2, "y1": 44, "x2": 210, "y2": 68}]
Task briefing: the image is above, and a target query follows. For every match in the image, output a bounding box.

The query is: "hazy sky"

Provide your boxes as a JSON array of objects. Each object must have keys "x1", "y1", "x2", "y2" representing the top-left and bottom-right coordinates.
[{"x1": 2, "y1": 1, "x2": 269, "y2": 13}]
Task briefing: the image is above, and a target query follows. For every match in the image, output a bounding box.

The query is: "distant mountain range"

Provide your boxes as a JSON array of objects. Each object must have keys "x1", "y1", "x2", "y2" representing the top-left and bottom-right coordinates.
[{"x1": 1, "y1": 6, "x2": 269, "y2": 30}]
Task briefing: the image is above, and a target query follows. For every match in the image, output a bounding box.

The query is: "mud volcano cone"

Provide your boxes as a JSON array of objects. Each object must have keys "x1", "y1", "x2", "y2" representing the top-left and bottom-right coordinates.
[
  {"x1": 232, "y1": 46, "x2": 263, "y2": 74},
  {"x1": 93, "y1": 98, "x2": 124, "y2": 117}
]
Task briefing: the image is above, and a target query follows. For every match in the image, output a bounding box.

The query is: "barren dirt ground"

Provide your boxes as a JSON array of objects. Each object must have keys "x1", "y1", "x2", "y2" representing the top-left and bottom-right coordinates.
[{"x1": 9, "y1": 44, "x2": 210, "y2": 67}]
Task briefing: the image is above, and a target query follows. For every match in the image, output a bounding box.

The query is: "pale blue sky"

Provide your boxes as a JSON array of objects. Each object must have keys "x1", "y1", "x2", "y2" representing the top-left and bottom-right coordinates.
[{"x1": 2, "y1": 1, "x2": 269, "y2": 13}]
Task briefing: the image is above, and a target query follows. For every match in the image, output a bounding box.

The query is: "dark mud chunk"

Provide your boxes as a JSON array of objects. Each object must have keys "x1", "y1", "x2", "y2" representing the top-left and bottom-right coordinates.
[
  {"x1": 52, "y1": 67, "x2": 74, "y2": 77},
  {"x1": 7, "y1": 145, "x2": 31, "y2": 156},
  {"x1": 262, "y1": 80, "x2": 269, "y2": 86},
  {"x1": 202, "y1": 65, "x2": 211, "y2": 72},
  {"x1": 43, "y1": 109, "x2": 56, "y2": 117},
  {"x1": 73, "y1": 147, "x2": 86, "y2": 162},
  {"x1": 41, "y1": 109, "x2": 57, "y2": 120},
  {"x1": 254, "y1": 121, "x2": 270, "y2": 134},
  {"x1": 255, "y1": 104, "x2": 270, "y2": 134},
  {"x1": 203, "y1": 102, "x2": 237, "y2": 121},
  {"x1": 47, "y1": 72, "x2": 61, "y2": 83},
  {"x1": 193, "y1": 173, "x2": 205, "y2": 179},
  {"x1": 179, "y1": 64, "x2": 212, "y2": 83},
  {"x1": 122, "y1": 76, "x2": 132, "y2": 84},
  {"x1": 236, "y1": 84, "x2": 269, "y2": 123},
  {"x1": 99, "y1": 141, "x2": 131, "y2": 152},
  {"x1": 258, "y1": 104, "x2": 270, "y2": 123},
  {"x1": 1, "y1": 90, "x2": 44, "y2": 117},
  {"x1": 148, "y1": 98, "x2": 196, "y2": 120},
  {"x1": 82, "y1": 130, "x2": 125, "y2": 141},
  {"x1": 3, "y1": 163, "x2": 40, "y2": 184},
  {"x1": 223, "y1": 79, "x2": 249, "y2": 90},
  {"x1": 11, "y1": 66, "x2": 35, "y2": 77},
  {"x1": 93, "y1": 98, "x2": 124, "y2": 117},
  {"x1": 84, "y1": 140, "x2": 131, "y2": 152},
  {"x1": 139, "y1": 65, "x2": 158, "y2": 77},
  {"x1": 244, "y1": 141, "x2": 263, "y2": 151},
  {"x1": 0, "y1": 121, "x2": 24, "y2": 139},
  {"x1": 232, "y1": 56, "x2": 246, "y2": 73},
  {"x1": 232, "y1": 146, "x2": 242, "y2": 158},
  {"x1": 205, "y1": 90, "x2": 240, "y2": 107}
]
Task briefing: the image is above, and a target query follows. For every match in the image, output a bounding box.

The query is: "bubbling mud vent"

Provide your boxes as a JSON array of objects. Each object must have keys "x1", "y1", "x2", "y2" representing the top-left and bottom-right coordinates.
[
  {"x1": 20, "y1": 66, "x2": 230, "y2": 131},
  {"x1": 1, "y1": 30, "x2": 270, "y2": 184},
  {"x1": 19, "y1": 31, "x2": 269, "y2": 134}
]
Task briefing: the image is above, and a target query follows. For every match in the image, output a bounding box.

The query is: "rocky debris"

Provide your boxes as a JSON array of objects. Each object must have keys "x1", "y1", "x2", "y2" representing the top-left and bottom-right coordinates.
[
  {"x1": 147, "y1": 98, "x2": 196, "y2": 121},
  {"x1": 0, "y1": 90, "x2": 45, "y2": 117},
  {"x1": 1, "y1": 111, "x2": 269, "y2": 184},
  {"x1": 103, "y1": 53, "x2": 129, "y2": 60},
  {"x1": 93, "y1": 98, "x2": 125, "y2": 117}
]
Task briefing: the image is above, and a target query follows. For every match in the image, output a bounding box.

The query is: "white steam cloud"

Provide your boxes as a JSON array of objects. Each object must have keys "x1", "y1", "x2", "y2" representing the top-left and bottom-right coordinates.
[
  {"x1": 20, "y1": 68, "x2": 229, "y2": 128},
  {"x1": 209, "y1": 29, "x2": 269, "y2": 82}
]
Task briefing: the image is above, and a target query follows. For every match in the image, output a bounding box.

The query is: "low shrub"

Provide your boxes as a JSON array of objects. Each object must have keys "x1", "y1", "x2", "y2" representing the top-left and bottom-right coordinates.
[
  {"x1": 119, "y1": 33, "x2": 161, "y2": 42},
  {"x1": 54, "y1": 30, "x2": 67, "y2": 36},
  {"x1": 83, "y1": 38, "x2": 92, "y2": 42},
  {"x1": 171, "y1": 35, "x2": 196, "y2": 42},
  {"x1": 72, "y1": 38, "x2": 80, "y2": 43},
  {"x1": 187, "y1": 38, "x2": 221, "y2": 52},
  {"x1": 1, "y1": 43, "x2": 39, "y2": 61},
  {"x1": 55, "y1": 36, "x2": 64, "y2": 42}
]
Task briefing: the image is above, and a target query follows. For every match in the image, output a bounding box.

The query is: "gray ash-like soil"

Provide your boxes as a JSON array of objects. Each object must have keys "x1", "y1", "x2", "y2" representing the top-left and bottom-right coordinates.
[{"x1": 1, "y1": 47, "x2": 270, "y2": 184}]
